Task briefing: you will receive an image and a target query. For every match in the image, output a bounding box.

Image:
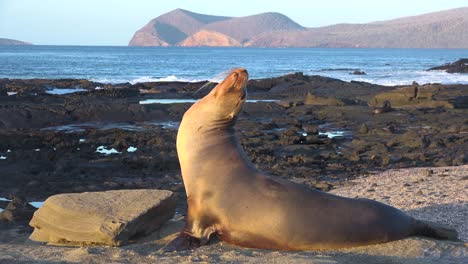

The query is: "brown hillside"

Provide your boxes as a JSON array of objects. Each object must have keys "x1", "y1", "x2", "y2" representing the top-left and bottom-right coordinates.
[
  {"x1": 203, "y1": 12, "x2": 304, "y2": 43},
  {"x1": 129, "y1": 9, "x2": 231, "y2": 46},
  {"x1": 129, "y1": 7, "x2": 468, "y2": 48}
]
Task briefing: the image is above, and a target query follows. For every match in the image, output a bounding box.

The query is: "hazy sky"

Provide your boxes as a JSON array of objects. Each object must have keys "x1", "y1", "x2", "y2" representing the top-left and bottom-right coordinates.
[{"x1": 0, "y1": 0, "x2": 467, "y2": 45}]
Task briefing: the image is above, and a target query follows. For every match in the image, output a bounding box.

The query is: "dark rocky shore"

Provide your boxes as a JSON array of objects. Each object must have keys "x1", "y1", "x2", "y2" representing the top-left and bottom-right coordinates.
[{"x1": 1, "y1": 73, "x2": 467, "y2": 216}]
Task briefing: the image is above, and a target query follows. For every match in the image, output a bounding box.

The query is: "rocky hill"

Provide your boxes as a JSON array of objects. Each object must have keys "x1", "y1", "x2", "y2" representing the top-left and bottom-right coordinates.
[
  {"x1": 0, "y1": 38, "x2": 32, "y2": 45},
  {"x1": 129, "y1": 7, "x2": 468, "y2": 48}
]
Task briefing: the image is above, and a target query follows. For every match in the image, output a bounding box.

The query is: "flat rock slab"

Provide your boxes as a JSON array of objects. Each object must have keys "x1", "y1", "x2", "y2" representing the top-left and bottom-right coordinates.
[{"x1": 29, "y1": 189, "x2": 176, "y2": 246}]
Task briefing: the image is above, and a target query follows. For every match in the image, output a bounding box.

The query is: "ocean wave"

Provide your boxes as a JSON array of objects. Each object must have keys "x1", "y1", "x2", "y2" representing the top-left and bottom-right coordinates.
[
  {"x1": 309, "y1": 69, "x2": 468, "y2": 86},
  {"x1": 91, "y1": 76, "x2": 198, "y2": 84},
  {"x1": 356, "y1": 71, "x2": 468, "y2": 86},
  {"x1": 318, "y1": 68, "x2": 359, "y2": 72},
  {"x1": 92, "y1": 71, "x2": 231, "y2": 85},
  {"x1": 129, "y1": 75, "x2": 206, "y2": 84}
]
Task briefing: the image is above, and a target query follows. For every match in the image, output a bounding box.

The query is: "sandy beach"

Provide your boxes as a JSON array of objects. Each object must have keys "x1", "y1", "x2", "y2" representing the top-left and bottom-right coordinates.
[{"x1": 0, "y1": 165, "x2": 466, "y2": 264}]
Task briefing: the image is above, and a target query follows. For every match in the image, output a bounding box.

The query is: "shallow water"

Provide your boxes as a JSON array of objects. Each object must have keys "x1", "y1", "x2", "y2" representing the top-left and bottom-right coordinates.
[
  {"x1": 45, "y1": 88, "x2": 87, "y2": 94},
  {"x1": 319, "y1": 131, "x2": 351, "y2": 138},
  {"x1": 41, "y1": 121, "x2": 181, "y2": 132}
]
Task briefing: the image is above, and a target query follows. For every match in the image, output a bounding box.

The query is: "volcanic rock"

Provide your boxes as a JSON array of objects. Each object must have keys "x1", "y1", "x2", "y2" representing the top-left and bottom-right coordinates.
[
  {"x1": 428, "y1": 58, "x2": 468, "y2": 73},
  {"x1": 369, "y1": 85, "x2": 457, "y2": 108},
  {"x1": 351, "y1": 70, "x2": 366, "y2": 75}
]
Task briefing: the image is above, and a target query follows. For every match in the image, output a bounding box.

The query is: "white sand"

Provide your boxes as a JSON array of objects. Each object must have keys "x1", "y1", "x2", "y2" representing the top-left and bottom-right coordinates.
[{"x1": 331, "y1": 165, "x2": 468, "y2": 241}]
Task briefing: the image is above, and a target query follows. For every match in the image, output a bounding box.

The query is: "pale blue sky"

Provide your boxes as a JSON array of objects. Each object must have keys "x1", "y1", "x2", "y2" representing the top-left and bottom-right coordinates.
[{"x1": 0, "y1": 0, "x2": 467, "y2": 45}]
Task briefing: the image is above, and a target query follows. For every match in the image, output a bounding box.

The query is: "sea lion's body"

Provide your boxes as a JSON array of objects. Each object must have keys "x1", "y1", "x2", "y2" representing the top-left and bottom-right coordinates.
[{"x1": 168, "y1": 68, "x2": 457, "y2": 251}]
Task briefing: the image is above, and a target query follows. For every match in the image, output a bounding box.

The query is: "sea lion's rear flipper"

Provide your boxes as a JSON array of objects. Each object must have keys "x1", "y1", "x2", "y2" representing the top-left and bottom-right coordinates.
[
  {"x1": 162, "y1": 232, "x2": 201, "y2": 252},
  {"x1": 412, "y1": 220, "x2": 461, "y2": 241}
]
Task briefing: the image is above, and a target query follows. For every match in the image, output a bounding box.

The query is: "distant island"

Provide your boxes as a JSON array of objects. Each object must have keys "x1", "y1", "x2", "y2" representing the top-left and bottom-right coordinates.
[
  {"x1": 0, "y1": 38, "x2": 32, "y2": 45},
  {"x1": 129, "y1": 7, "x2": 468, "y2": 48}
]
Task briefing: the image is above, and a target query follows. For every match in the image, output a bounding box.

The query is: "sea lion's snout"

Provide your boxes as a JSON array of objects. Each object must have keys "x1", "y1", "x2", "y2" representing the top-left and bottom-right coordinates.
[
  {"x1": 231, "y1": 68, "x2": 248, "y2": 92},
  {"x1": 230, "y1": 68, "x2": 248, "y2": 84}
]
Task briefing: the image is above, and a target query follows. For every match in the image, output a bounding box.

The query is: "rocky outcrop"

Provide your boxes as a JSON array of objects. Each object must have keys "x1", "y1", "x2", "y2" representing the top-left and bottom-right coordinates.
[
  {"x1": 369, "y1": 84, "x2": 468, "y2": 109},
  {"x1": 428, "y1": 58, "x2": 468, "y2": 73},
  {"x1": 129, "y1": 7, "x2": 468, "y2": 48},
  {"x1": 29, "y1": 189, "x2": 176, "y2": 246},
  {"x1": 0, "y1": 74, "x2": 467, "y2": 205},
  {"x1": 303, "y1": 93, "x2": 346, "y2": 106},
  {"x1": 351, "y1": 70, "x2": 366, "y2": 75}
]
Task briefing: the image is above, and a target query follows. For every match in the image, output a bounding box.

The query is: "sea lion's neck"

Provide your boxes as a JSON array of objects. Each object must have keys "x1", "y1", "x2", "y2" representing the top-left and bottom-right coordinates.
[{"x1": 177, "y1": 118, "x2": 257, "y2": 195}]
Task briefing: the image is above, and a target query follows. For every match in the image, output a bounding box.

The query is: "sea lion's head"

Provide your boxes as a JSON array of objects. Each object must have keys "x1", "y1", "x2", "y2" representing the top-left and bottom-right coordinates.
[
  {"x1": 210, "y1": 68, "x2": 248, "y2": 121},
  {"x1": 184, "y1": 68, "x2": 248, "y2": 130}
]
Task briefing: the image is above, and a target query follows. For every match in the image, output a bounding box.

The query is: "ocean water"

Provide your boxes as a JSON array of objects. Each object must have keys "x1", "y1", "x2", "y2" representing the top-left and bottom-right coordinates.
[{"x1": 0, "y1": 45, "x2": 467, "y2": 86}]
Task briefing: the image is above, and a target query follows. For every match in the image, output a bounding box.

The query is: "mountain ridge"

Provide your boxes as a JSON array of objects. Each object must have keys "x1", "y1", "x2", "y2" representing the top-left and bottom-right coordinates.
[
  {"x1": 0, "y1": 38, "x2": 32, "y2": 45},
  {"x1": 129, "y1": 7, "x2": 468, "y2": 48}
]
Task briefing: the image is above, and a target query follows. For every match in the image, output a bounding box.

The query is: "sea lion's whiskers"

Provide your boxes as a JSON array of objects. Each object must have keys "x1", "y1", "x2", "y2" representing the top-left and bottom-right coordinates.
[
  {"x1": 192, "y1": 81, "x2": 215, "y2": 97},
  {"x1": 192, "y1": 69, "x2": 232, "y2": 97}
]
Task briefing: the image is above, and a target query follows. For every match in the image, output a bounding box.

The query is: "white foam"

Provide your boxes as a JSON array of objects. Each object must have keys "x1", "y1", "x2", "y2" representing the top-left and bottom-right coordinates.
[
  {"x1": 34, "y1": 149, "x2": 40, "y2": 152},
  {"x1": 96, "y1": 146, "x2": 121, "y2": 155},
  {"x1": 79, "y1": 139, "x2": 86, "y2": 143},
  {"x1": 127, "y1": 146, "x2": 137, "y2": 152},
  {"x1": 310, "y1": 69, "x2": 468, "y2": 86},
  {"x1": 7, "y1": 92, "x2": 17, "y2": 96},
  {"x1": 92, "y1": 70, "x2": 231, "y2": 85}
]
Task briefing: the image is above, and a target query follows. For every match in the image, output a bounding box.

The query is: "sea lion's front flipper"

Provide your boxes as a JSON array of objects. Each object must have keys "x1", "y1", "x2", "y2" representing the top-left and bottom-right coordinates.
[{"x1": 162, "y1": 232, "x2": 201, "y2": 252}]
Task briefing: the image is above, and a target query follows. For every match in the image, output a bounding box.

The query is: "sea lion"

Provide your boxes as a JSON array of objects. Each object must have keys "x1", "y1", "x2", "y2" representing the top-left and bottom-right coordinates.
[
  {"x1": 373, "y1": 100, "x2": 392, "y2": 114},
  {"x1": 166, "y1": 68, "x2": 458, "y2": 251}
]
